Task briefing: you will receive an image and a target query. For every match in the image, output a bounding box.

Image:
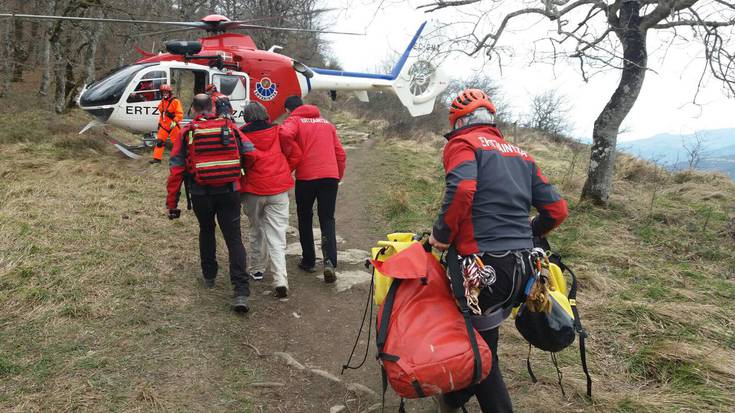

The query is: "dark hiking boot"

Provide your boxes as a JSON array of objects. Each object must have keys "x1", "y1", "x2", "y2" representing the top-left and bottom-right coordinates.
[
  {"x1": 232, "y1": 295, "x2": 249, "y2": 313},
  {"x1": 274, "y1": 286, "x2": 288, "y2": 298},
  {"x1": 149, "y1": 159, "x2": 162, "y2": 164},
  {"x1": 297, "y1": 259, "x2": 316, "y2": 273},
  {"x1": 203, "y1": 277, "x2": 215, "y2": 289},
  {"x1": 323, "y1": 261, "x2": 336, "y2": 284},
  {"x1": 250, "y1": 271, "x2": 264, "y2": 281}
]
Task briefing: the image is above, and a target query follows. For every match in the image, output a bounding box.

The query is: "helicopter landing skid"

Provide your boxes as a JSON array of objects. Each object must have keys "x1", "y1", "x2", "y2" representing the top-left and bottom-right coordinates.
[{"x1": 103, "y1": 132, "x2": 142, "y2": 159}]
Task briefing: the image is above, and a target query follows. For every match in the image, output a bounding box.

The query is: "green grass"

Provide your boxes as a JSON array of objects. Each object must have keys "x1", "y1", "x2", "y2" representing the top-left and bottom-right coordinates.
[{"x1": 362, "y1": 130, "x2": 735, "y2": 412}]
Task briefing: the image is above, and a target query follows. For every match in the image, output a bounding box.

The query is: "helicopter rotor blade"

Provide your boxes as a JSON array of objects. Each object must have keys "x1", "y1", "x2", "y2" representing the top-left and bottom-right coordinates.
[
  {"x1": 226, "y1": 23, "x2": 363, "y2": 36},
  {"x1": 236, "y1": 8, "x2": 338, "y2": 24},
  {"x1": 0, "y1": 13, "x2": 207, "y2": 28},
  {"x1": 131, "y1": 27, "x2": 200, "y2": 38}
]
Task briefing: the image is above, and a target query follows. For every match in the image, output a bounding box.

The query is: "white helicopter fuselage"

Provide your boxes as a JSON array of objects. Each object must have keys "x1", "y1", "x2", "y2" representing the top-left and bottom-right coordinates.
[{"x1": 78, "y1": 61, "x2": 252, "y2": 135}]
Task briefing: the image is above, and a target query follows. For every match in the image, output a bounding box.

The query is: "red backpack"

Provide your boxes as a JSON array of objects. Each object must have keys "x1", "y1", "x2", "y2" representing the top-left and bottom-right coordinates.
[
  {"x1": 186, "y1": 117, "x2": 243, "y2": 186},
  {"x1": 373, "y1": 243, "x2": 492, "y2": 399}
]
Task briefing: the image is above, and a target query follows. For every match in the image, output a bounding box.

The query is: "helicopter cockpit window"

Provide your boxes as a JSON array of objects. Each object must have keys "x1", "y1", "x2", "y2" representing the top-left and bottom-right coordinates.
[
  {"x1": 126, "y1": 78, "x2": 166, "y2": 103},
  {"x1": 142, "y1": 71, "x2": 166, "y2": 80},
  {"x1": 79, "y1": 64, "x2": 152, "y2": 107}
]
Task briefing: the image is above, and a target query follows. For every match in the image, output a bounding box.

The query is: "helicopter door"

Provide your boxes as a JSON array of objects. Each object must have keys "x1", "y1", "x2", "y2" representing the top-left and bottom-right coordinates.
[
  {"x1": 212, "y1": 73, "x2": 249, "y2": 121},
  {"x1": 170, "y1": 68, "x2": 209, "y2": 119}
]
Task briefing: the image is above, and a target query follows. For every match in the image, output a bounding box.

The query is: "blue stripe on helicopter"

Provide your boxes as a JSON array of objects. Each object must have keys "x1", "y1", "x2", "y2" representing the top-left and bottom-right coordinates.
[{"x1": 311, "y1": 21, "x2": 426, "y2": 82}]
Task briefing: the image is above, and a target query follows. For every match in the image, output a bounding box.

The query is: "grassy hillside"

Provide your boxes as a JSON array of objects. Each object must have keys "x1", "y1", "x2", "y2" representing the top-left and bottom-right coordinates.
[
  {"x1": 334, "y1": 113, "x2": 735, "y2": 412},
  {"x1": 1, "y1": 87, "x2": 734, "y2": 412}
]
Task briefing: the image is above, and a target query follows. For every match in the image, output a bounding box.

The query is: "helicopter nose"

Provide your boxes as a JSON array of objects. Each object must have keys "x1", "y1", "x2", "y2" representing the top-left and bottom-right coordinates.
[
  {"x1": 82, "y1": 107, "x2": 114, "y2": 122},
  {"x1": 78, "y1": 86, "x2": 114, "y2": 121}
]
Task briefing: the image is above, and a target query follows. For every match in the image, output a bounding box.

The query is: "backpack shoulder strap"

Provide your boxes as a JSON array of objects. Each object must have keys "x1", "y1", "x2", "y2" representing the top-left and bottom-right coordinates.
[
  {"x1": 447, "y1": 245, "x2": 484, "y2": 385},
  {"x1": 561, "y1": 261, "x2": 592, "y2": 398}
]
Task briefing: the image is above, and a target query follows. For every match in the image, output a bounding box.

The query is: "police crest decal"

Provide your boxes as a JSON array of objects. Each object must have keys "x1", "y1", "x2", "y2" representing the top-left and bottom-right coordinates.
[{"x1": 254, "y1": 77, "x2": 277, "y2": 101}]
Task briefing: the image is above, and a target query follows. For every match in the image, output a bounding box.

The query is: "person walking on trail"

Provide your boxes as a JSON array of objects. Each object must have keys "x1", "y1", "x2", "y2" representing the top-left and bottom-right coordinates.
[
  {"x1": 279, "y1": 95, "x2": 346, "y2": 284},
  {"x1": 239, "y1": 102, "x2": 302, "y2": 298},
  {"x1": 165, "y1": 94, "x2": 255, "y2": 312},
  {"x1": 428, "y1": 89, "x2": 568, "y2": 413},
  {"x1": 151, "y1": 84, "x2": 183, "y2": 164}
]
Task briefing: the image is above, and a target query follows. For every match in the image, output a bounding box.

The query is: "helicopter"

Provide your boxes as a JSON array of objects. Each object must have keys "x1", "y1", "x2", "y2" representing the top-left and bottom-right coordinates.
[{"x1": 1, "y1": 12, "x2": 448, "y2": 155}]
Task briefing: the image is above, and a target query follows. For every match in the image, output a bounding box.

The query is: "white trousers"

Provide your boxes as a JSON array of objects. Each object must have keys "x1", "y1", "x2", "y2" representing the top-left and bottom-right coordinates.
[{"x1": 242, "y1": 191, "x2": 290, "y2": 289}]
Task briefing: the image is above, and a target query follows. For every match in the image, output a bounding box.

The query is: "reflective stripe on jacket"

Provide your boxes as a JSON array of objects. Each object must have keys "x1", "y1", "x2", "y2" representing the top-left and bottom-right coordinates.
[{"x1": 165, "y1": 113, "x2": 256, "y2": 209}]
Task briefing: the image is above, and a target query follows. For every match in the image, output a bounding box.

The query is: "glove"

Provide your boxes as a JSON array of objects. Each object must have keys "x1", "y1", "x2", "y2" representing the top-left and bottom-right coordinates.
[
  {"x1": 168, "y1": 208, "x2": 181, "y2": 220},
  {"x1": 170, "y1": 121, "x2": 177, "y2": 129},
  {"x1": 156, "y1": 139, "x2": 165, "y2": 148}
]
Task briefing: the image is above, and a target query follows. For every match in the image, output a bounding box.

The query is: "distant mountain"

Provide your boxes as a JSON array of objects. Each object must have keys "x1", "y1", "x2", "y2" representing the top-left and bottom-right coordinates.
[{"x1": 620, "y1": 129, "x2": 735, "y2": 178}]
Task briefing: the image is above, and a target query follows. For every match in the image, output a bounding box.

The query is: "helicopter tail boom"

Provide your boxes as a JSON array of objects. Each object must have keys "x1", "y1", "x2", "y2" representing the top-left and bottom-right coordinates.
[{"x1": 307, "y1": 22, "x2": 447, "y2": 117}]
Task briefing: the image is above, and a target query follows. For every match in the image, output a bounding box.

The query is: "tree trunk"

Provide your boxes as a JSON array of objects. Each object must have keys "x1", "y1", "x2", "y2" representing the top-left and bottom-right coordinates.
[
  {"x1": 39, "y1": 38, "x2": 52, "y2": 96},
  {"x1": 39, "y1": 0, "x2": 57, "y2": 96},
  {"x1": 0, "y1": 19, "x2": 12, "y2": 97},
  {"x1": 11, "y1": 15, "x2": 31, "y2": 82},
  {"x1": 84, "y1": 22, "x2": 103, "y2": 84},
  {"x1": 50, "y1": 21, "x2": 66, "y2": 114},
  {"x1": 581, "y1": 1, "x2": 648, "y2": 205}
]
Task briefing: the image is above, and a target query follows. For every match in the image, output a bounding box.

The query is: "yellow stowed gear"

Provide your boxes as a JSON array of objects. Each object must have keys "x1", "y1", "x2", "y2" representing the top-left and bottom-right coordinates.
[
  {"x1": 152, "y1": 97, "x2": 184, "y2": 161},
  {"x1": 371, "y1": 233, "x2": 441, "y2": 305}
]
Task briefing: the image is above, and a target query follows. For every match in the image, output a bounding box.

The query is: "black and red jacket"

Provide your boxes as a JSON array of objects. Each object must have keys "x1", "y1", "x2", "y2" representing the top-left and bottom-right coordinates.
[
  {"x1": 166, "y1": 113, "x2": 255, "y2": 210},
  {"x1": 432, "y1": 124, "x2": 568, "y2": 255}
]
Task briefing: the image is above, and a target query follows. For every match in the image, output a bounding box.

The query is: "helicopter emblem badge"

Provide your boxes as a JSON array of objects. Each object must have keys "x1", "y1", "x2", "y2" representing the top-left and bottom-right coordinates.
[{"x1": 254, "y1": 77, "x2": 277, "y2": 101}]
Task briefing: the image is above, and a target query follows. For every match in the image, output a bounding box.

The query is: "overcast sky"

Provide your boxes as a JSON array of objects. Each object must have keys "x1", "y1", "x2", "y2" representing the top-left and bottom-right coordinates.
[{"x1": 321, "y1": 0, "x2": 735, "y2": 142}]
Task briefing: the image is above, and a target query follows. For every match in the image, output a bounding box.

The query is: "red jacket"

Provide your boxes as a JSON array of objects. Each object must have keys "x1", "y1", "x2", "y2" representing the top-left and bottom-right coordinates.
[
  {"x1": 432, "y1": 124, "x2": 568, "y2": 255},
  {"x1": 166, "y1": 114, "x2": 255, "y2": 210},
  {"x1": 239, "y1": 122, "x2": 302, "y2": 196},
  {"x1": 279, "y1": 105, "x2": 346, "y2": 181}
]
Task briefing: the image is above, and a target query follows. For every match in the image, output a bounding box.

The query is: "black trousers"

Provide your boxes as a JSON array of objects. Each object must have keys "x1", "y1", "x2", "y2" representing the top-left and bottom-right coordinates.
[
  {"x1": 294, "y1": 178, "x2": 339, "y2": 267},
  {"x1": 444, "y1": 253, "x2": 526, "y2": 413},
  {"x1": 191, "y1": 192, "x2": 249, "y2": 296}
]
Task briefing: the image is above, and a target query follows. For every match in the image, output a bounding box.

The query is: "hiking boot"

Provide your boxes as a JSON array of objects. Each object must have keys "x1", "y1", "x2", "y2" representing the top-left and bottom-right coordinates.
[
  {"x1": 323, "y1": 261, "x2": 336, "y2": 284},
  {"x1": 203, "y1": 277, "x2": 215, "y2": 289},
  {"x1": 232, "y1": 295, "x2": 249, "y2": 313},
  {"x1": 250, "y1": 271, "x2": 264, "y2": 281},
  {"x1": 149, "y1": 159, "x2": 162, "y2": 164},
  {"x1": 432, "y1": 395, "x2": 460, "y2": 413},
  {"x1": 274, "y1": 286, "x2": 288, "y2": 298},
  {"x1": 297, "y1": 259, "x2": 316, "y2": 273}
]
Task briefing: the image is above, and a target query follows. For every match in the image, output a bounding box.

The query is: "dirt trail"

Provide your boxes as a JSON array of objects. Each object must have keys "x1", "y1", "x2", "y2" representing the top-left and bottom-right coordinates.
[{"x1": 224, "y1": 121, "x2": 409, "y2": 412}]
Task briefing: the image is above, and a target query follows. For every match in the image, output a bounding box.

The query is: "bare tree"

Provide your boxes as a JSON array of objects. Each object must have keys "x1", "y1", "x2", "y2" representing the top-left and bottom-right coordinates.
[
  {"x1": 528, "y1": 88, "x2": 571, "y2": 138},
  {"x1": 683, "y1": 132, "x2": 706, "y2": 169},
  {"x1": 418, "y1": 0, "x2": 735, "y2": 205},
  {"x1": 0, "y1": 18, "x2": 12, "y2": 98}
]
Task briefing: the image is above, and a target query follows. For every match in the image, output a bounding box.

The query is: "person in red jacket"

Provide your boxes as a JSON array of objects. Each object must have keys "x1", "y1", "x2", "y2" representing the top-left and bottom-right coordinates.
[
  {"x1": 429, "y1": 89, "x2": 568, "y2": 413},
  {"x1": 279, "y1": 96, "x2": 346, "y2": 283},
  {"x1": 239, "y1": 102, "x2": 302, "y2": 298},
  {"x1": 166, "y1": 94, "x2": 256, "y2": 312}
]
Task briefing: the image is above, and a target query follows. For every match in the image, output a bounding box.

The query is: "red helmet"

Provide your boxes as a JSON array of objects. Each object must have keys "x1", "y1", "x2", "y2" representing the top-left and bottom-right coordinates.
[
  {"x1": 159, "y1": 84, "x2": 172, "y2": 93},
  {"x1": 448, "y1": 89, "x2": 496, "y2": 127},
  {"x1": 206, "y1": 83, "x2": 217, "y2": 92}
]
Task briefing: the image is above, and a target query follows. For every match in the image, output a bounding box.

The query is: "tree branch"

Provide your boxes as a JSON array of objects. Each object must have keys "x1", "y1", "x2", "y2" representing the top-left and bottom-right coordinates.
[
  {"x1": 417, "y1": 0, "x2": 481, "y2": 13},
  {"x1": 653, "y1": 18, "x2": 735, "y2": 29}
]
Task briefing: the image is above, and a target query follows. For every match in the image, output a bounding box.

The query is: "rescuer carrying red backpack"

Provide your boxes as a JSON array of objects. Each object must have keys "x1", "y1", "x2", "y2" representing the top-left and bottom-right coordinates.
[
  {"x1": 166, "y1": 94, "x2": 256, "y2": 312},
  {"x1": 150, "y1": 84, "x2": 183, "y2": 164},
  {"x1": 429, "y1": 89, "x2": 569, "y2": 412}
]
